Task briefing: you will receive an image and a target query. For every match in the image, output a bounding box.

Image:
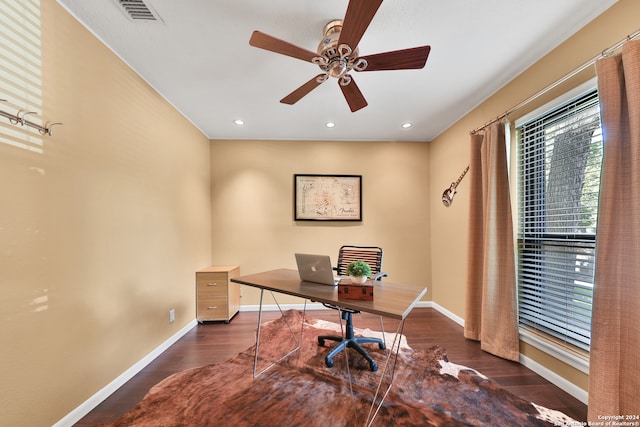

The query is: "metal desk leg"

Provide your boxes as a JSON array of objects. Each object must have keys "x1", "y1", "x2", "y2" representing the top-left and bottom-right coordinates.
[
  {"x1": 365, "y1": 317, "x2": 406, "y2": 426},
  {"x1": 252, "y1": 289, "x2": 306, "y2": 378},
  {"x1": 337, "y1": 313, "x2": 404, "y2": 427}
]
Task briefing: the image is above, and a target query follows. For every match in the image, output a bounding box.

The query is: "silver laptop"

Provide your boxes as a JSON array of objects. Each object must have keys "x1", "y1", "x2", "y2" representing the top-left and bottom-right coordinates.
[{"x1": 295, "y1": 253, "x2": 340, "y2": 286}]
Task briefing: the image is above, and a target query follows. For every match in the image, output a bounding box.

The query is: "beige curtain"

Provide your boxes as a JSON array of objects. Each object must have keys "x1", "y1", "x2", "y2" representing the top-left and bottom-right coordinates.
[
  {"x1": 464, "y1": 121, "x2": 519, "y2": 361},
  {"x1": 588, "y1": 40, "x2": 640, "y2": 419}
]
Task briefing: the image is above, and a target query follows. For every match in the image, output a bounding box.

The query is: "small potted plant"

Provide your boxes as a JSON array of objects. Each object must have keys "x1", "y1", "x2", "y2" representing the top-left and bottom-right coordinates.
[{"x1": 345, "y1": 260, "x2": 371, "y2": 284}]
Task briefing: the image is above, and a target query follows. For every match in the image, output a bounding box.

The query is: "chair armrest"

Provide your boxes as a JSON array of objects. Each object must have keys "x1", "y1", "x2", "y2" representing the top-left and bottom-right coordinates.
[{"x1": 373, "y1": 272, "x2": 388, "y2": 281}]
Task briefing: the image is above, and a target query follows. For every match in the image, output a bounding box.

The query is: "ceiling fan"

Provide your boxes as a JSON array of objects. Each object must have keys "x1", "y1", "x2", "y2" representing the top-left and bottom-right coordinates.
[{"x1": 249, "y1": 0, "x2": 431, "y2": 112}]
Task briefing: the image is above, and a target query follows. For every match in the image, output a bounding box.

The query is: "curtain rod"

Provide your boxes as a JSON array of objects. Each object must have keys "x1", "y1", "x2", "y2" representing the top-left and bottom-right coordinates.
[
  {"x1": 470, "y1": 27, "x2": 640, "y2": 134},
  {"x1": 0, "y1": 100, "x2": 62, "y2": 136}
]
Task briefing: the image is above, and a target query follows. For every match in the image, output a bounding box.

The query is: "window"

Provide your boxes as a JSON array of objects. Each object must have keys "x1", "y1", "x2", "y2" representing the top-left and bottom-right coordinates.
[
  {"x1": 0, "y1": 0, "x2": 43, "y2": 153},
  {"x1": 516, "y1": 85, "x2": 602, "y2": 356}
]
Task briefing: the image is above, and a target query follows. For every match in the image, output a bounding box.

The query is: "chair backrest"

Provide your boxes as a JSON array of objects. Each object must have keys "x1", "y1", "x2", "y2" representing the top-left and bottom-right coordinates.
[{"x1": 336, "y1": 245, "x2": 384, "y2": 276}]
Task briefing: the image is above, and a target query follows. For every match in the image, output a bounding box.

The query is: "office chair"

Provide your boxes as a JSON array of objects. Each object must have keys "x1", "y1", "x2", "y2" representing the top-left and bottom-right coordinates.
[{"x1": 317, "y1": 245, "x2": 387, "y2": 372}]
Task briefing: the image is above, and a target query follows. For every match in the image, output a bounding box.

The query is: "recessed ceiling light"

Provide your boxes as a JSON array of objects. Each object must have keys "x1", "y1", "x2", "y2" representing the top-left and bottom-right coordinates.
[
  {"x1": 234, "y1": 119, "x2": 245, "y2": 126},
  {"x1": 401, "y1": 122, "x2": 412, "y2": 129},
  {"x1": 325, "y1": 122, "x2": 336, "y2": 128}
]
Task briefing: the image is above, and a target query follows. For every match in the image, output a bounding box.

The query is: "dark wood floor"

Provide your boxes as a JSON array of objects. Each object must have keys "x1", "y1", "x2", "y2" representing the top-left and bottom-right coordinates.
[{"x1": 75, "y1": 308, "x2": 587, "y2": 426}]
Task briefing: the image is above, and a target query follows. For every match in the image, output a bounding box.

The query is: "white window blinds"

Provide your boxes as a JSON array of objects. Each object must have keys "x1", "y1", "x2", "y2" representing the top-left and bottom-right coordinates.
[{"x1": 517, "y1": 88, "x2": 601, "y2": 352}]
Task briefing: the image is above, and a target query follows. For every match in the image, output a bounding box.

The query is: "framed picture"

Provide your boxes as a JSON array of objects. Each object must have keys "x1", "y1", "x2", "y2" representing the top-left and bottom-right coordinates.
[{"x1": 294, "y1": 174, "x2": 362, "y2": 221}]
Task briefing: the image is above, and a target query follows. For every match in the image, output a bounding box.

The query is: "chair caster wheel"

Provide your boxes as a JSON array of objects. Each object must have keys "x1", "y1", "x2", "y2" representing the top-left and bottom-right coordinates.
[
  {"x1": 318, "y1": 338, "x2": 325, "y2": 346},
  {"x1": 370, "y1": 362, "x2": 378, "y2": 372},
  {"x1": 325, "y1": 358, "x2": 334, "y2": 368},
  {"x1": 379, "y1": 342, "x2": 386, "y2": 350}
]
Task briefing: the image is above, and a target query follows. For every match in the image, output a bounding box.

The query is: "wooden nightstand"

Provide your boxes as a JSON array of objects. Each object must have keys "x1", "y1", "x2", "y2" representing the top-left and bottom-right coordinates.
[{"x1": 196, "y1": 266, "x2": 240, "y2": 323}]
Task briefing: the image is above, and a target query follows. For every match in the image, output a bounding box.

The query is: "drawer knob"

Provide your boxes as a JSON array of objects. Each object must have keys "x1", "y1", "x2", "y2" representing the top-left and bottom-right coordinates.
[
  {"x1": 208, "y1": 306, "x2": 217, "y2": 310},
  {"x1": 207, "y1": 282, "x2": 217, "y2": 286}
]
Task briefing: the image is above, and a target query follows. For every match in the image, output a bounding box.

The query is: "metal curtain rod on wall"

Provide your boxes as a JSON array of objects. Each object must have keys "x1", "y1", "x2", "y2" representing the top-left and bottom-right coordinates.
[
  {"x1": 470, "y1": 27, "x2": 640, "y2": 134},
  {"x1": 0, "y1": 99, "x2": 62, "y2": 136}
]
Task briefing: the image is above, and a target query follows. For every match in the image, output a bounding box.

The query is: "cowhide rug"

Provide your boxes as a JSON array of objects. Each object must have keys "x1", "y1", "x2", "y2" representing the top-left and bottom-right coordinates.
[{"x1": 102, "y1": 310, "x2": 579, "y2": 426}]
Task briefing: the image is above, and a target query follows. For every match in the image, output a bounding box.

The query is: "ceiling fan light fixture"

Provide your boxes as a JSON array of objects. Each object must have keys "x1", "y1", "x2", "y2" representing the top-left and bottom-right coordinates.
[{"x1": 328, "y1": 59, "x2": 348, "y2": 78}]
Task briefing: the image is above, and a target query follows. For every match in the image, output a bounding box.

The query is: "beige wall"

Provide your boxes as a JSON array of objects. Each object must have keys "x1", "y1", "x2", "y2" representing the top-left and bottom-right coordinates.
[
  {"x1": 2, "y1": 0, "x2": 638, "y2": 424},
  {"x1": 0, "y1": 1, "x2": 211, "y2": 425},
  {"x1": 210, "y1": 139, "x2": 432, "y2": 306},
  {"x1": 428, "y1": 0, "x2": 640, "y2": 395}
]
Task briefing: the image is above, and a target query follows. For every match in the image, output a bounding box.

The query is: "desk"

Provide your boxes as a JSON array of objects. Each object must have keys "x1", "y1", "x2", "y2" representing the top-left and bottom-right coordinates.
[
  {"x1": 232, "y1": 268, "x2": 425, "y2": 319},
  {"x1": 231, "y1": 268, "x2": 427, "y2": 426}
]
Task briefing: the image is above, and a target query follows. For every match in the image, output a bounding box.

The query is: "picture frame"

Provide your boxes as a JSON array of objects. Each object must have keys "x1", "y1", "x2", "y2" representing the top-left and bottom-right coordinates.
[{"x1": 294, "y1": 174, "x2": 362, "y2": 221}]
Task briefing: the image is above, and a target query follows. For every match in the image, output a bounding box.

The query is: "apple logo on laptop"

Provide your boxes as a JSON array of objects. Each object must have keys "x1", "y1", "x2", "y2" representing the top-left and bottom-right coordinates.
[{"x1": 311, "y1": 266, "x2": 317, "y2": 272}]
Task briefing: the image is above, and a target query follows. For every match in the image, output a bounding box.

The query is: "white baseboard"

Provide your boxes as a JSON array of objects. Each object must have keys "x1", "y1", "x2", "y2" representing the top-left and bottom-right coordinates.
[
  {"x1": 426, "y1": 301, "x2": 588, "y2": 404},
  {"x1": 520, "y1": 354, "x2": 589, "y2": 404},
  {"x1": 428, "y1": 301, "x2": 465, "y2": 327},
  {"x1": 53, "y1": 319, "x2": 198, "y2": 427}
]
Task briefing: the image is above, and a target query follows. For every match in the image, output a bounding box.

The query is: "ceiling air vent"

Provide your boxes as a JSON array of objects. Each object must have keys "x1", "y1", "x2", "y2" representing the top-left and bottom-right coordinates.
[{"x1": 116, "y1": 0, "x2": 164, "y2": 23}]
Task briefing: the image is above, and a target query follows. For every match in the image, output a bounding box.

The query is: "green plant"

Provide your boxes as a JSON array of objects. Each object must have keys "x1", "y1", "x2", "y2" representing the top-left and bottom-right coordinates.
[{"x1": 345, "y1": 260, "x2": 372, "y2": 277}]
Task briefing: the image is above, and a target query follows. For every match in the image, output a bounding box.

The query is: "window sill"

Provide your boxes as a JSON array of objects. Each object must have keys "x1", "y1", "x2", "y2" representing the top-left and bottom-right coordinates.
[{"x1": 519, "y1": 329, "x2": 589, "y2": 374}]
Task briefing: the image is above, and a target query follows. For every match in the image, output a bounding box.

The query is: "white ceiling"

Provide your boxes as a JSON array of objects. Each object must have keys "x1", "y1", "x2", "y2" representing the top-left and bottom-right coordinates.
[{"x1": 58, "y1": 0, "x2": 617, "y2": 142}]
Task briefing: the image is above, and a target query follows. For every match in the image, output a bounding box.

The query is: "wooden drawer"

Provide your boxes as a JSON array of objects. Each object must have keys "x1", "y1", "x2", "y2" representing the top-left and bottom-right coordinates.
[
  {"x1": 197, "y1": 295, "x2": 228, "y2": 320},
  {"x1": 196, "y1": 274, "x2": 229, "y2": 298}
]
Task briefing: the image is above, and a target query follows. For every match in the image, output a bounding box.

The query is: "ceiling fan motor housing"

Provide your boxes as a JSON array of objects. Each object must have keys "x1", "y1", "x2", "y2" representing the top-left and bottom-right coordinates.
[{"x1": 317, "y1": 19, "x2": 357, "y2": 78}]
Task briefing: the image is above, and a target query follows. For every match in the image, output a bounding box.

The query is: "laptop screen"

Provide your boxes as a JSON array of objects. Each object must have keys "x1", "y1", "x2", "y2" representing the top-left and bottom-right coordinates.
[{"x1": 295, "y1": 253, "x2": 339, "y2": 286}]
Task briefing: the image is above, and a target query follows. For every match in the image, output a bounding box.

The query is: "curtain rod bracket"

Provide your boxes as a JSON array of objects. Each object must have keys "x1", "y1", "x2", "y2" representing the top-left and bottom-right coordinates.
[
  {"x1": 40, "y1": 122, "x2": 63, "y2": 136},
  {"x1": 9, "y1": 109, "x2": 38, "y2": 126}
]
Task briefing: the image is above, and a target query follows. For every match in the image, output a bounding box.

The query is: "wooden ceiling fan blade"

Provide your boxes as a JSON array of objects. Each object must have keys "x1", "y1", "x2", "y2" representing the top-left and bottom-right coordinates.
[
  {"x1": 338, "y1": 0, "x2": 383, "y2": 50},
  {"x1": 249, "y1": 31, "x2": 318, "y2": 63},
  {"x1": 357, "y1": 46, "x2": 431, "y2": 71},
  {"x1": 280, "y1": 74, "x2": 327, "y2": 105},
  {"x1": 339, "y1": 77, "x2": 368, "y2": 112}
]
